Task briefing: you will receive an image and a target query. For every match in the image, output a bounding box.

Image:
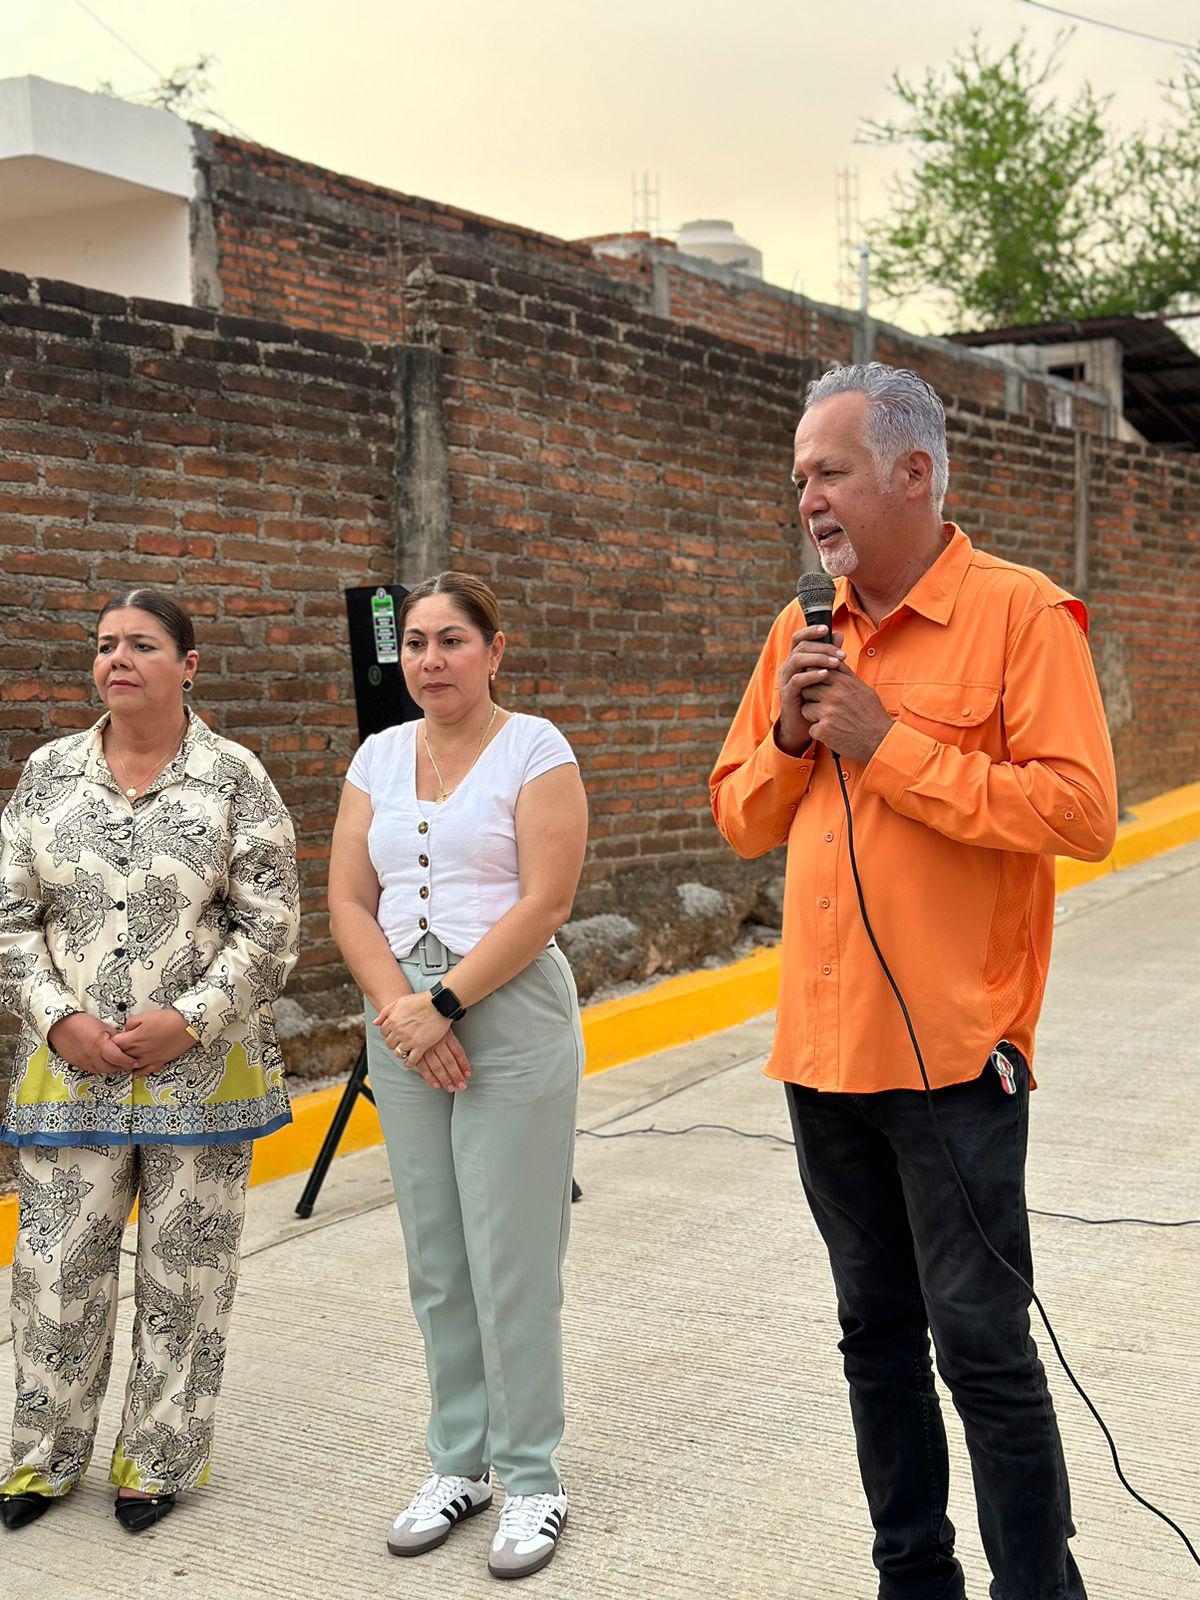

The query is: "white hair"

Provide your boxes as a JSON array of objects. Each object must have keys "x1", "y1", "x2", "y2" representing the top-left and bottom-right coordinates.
[{"x1": 804, "y1": 362, "x2": 949, "y2": 516}]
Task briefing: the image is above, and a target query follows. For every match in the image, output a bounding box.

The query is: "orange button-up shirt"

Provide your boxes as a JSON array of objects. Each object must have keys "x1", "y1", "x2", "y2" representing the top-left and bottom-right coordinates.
[{"x1": 710, "y1": 527, "x2": 1118, "y2": 1093}]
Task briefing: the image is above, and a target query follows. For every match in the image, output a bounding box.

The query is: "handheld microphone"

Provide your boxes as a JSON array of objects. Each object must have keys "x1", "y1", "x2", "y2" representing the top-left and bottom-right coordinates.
[
  {"x1": 795, "y1": 571, "x2": 839, "y2": 759},
  {"x1": 795, "y1": 570, "x2": 836, "y2": 640}
]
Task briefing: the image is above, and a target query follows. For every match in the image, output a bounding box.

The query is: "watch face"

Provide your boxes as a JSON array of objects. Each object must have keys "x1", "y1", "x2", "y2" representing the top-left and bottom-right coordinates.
[{"x1": 432, "y1": 985, "x2": 461, "y2": 1019}]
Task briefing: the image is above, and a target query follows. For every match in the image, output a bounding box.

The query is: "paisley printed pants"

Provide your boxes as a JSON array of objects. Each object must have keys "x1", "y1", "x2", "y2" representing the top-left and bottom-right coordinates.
[{"x1": 3, "y1": 1139, "x2": 252, "y2": 1498}]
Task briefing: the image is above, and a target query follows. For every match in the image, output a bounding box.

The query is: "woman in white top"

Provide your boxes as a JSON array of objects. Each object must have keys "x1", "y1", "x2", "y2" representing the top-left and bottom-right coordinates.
[{"x1": 328, "y1": 572, "x2": 587, "y2": 1581}]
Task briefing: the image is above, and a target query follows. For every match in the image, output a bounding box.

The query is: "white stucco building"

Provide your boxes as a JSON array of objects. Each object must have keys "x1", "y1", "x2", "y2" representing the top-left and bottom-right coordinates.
[{"x1": 0, "y1": 75, "x2": 195, "y2": 304}]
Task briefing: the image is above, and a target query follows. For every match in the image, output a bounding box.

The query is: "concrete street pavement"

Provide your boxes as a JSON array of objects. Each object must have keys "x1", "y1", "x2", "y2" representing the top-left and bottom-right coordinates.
[{"x1": 2, "y1": 843, "x2": 1198, "y2": 1599}]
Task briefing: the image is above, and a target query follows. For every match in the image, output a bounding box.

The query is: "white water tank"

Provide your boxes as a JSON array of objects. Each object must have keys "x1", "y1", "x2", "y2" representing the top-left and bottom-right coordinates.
[{"x1": 676, "y1": 218, "x2": 762, "y2": 278}]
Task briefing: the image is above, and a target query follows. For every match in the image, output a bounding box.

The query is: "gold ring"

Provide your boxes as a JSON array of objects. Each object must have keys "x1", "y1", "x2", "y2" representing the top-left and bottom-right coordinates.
[{"x1": 395, "y1": 1046, "x2": 409, "y2": 1061}]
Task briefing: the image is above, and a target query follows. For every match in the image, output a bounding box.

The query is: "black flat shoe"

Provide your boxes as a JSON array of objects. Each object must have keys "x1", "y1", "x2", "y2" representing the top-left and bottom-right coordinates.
[
  {"x1": 1, "y1": 1492, "x2": 55, "y2": 1530},
  {"x1": 114, "y1": 1491, "x2": 176, "y2": 1533}
]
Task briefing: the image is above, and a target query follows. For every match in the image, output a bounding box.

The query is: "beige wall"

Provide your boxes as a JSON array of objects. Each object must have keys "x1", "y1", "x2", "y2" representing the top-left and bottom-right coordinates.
[{"x1": 0, "y1": 190, "x2": 192, "y2": 303}]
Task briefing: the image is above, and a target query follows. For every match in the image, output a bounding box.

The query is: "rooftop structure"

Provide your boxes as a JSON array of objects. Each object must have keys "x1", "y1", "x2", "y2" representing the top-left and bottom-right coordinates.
[{"x1": 950, "y1": 315, "x2": 1200, "y2": 453}]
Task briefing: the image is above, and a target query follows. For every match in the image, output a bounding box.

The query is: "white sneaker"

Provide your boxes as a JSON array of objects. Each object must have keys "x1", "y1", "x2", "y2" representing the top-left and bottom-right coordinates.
[
  {"x1": 387, "y1": 1472, "x2": 493, "y2": 1556},
  {"x1": 488, "y1": 1486, "x2": 568, "y2": 1579}
]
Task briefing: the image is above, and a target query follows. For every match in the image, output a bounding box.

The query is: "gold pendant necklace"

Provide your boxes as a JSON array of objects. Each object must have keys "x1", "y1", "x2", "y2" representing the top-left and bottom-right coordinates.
[
  {"x1": 110, "y1": 724, "x2": 185, "y2": 800},
  {"x1": 424, "y1": 704, "x2": 498, "y2": 804}
]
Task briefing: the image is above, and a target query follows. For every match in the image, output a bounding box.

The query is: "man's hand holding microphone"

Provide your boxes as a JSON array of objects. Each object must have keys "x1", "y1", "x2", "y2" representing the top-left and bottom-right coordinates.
[{"x1": 776, "y1": 575, "x2": 895, "y2": 766}]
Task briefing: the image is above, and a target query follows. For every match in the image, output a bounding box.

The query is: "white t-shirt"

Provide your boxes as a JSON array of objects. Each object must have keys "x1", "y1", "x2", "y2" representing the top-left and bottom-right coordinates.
[{"x1": 346, "y1": 712, "x2": 578, "y2": 959}]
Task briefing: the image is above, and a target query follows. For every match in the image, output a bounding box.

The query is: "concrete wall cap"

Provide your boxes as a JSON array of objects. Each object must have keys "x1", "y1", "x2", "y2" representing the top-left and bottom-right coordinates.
[{"x1": 0, "y1": 75, "x2": 195, "y2": 203}]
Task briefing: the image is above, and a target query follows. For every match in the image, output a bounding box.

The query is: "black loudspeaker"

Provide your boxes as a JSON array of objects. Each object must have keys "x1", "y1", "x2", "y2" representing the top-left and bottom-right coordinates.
[
  {"x1": 295, "y1": 584, "x2": 420, "y2": 1220},
  {"x1": 344, "y1": 584, "x2": 422, "y2": 742}
]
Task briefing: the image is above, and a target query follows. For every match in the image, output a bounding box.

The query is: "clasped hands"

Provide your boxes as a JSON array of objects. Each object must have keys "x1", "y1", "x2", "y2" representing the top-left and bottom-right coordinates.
[
  {"x1": 777, "y1": 624, "x2": 894, "y2": 766},
  {"x1": 48, "y1": 1009, "x2": 197, "y2": 1077},
  {"x1": 374, "y1": 991, "x2": 472, "y2": 1094}
]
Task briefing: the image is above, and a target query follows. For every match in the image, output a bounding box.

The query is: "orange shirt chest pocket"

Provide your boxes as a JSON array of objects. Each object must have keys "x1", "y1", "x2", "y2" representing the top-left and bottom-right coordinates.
[{"x1": 877, "y1": 680, "x2": 1004, "y2": 756}]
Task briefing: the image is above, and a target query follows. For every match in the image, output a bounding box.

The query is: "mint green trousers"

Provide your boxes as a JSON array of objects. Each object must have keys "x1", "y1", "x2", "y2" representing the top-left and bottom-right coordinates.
[{"x1": 365, "y1": 934, "x2": 584, "y2": 1495}]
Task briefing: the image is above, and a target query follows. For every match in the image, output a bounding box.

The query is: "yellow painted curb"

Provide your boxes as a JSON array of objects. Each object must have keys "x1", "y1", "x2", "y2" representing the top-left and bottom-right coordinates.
[
  {"x1": 2, "y1": 779, "x2": 1198, "y2": 1264},
  {"x1": 580, "y1": 943, "x2": 783, "y2": 1074}
]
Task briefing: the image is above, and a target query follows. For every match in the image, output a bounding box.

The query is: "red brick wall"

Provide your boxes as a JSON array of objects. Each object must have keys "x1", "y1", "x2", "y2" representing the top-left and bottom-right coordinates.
[
  {"x1": 422, "y1": 254, "x2": 803, "y2": 873},
  {"x1": 206, "y1": 133, "x2": 595, "y2": 342},
  {"x1": 1088, "y1": 441, "x2": 1199, "y2": 796},
  {"x1": 201, "y1": 134, "x2": 1198, "y2": 814},
  {"x1": 584, "y1": 246, "x2": 1112, "y2": 435},
  {"x1": 204, "y1": 133, "x2": 1110, "y2": 436}
]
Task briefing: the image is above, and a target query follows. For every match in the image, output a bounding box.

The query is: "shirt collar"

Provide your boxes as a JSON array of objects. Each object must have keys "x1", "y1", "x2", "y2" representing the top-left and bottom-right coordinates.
[
  {"x1": 835, "y1": 524, "x2": 973, "y2": 628},
  {"x1": 77, "y1": 707, "x2": 222, "y2": 794}
]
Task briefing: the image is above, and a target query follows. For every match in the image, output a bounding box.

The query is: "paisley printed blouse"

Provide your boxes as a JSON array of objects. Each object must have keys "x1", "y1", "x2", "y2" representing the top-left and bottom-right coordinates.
[{"x1": 0, "y1": 711, "x2": 300, "y2": 1147}]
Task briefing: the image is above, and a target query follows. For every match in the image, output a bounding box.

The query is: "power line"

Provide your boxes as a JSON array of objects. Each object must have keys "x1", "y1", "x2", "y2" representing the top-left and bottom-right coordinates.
[
  {"x1": 72, "y1": 0, "x2": 164, "y2": 79},
  {"x1": 1016, "y1": 0, "x2": 1199, "y2": 49},
  {"x1": 70, "y1": 0, "x2": 256, "y2": 142}
]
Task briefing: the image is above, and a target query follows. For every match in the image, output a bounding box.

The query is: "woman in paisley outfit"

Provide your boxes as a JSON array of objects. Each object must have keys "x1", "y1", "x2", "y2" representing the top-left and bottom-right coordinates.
[{"x1": 0, "y1": 588, "x2": 299, "y2": 1533}]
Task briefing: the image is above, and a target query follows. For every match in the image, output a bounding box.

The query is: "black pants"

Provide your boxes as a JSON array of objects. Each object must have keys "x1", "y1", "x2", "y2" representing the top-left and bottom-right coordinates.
[{"x1": 786, "y1": 1054, "x2": 1086, "y2": 1600}]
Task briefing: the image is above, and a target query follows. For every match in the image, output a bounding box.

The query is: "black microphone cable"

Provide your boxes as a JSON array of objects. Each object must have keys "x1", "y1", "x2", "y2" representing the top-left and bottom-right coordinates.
[
  {"x1": 830, "y1": 751, "x2": 1199, "y2": 1569},
  {"x1": 578, "y1": 1127, "x2": 1200, "y2": 1227}
]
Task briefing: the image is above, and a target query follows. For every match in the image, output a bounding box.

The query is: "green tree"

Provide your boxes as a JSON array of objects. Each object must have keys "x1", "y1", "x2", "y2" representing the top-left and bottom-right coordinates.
[
  {"x1": 1118, "y1": 59, "x2": 1200, "y2": 315},
  {"x1": 861, "y1": 34, "x2": 1200, "y2": 330}
]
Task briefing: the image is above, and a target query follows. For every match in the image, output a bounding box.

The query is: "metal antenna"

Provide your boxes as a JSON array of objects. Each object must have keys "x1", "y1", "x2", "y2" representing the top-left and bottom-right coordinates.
[
  {"x1": 631, "y1": 170, "x2": 660, "y2": 236},
  {"x1": 835, "y1": 166, "x2": 862, "y2": 308},
  {"x1": 858, "y1": 242, "x2": 870, "y2": 317}
]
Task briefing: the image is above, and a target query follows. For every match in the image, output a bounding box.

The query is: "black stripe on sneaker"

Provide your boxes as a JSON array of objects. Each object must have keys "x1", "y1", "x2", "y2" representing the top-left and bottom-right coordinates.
[
  {"x1": 440, "y1": 1496, "x2": 468, "y2": 1524},
  {"x1": 539, "y1": 1517, "x2": 561, "y2": 1539}
]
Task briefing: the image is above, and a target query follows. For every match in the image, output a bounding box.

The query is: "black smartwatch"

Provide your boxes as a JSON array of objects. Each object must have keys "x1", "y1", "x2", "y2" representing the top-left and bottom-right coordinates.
[{"x1": 429, "y1": 980, "x2": 467, "y2": 1022}]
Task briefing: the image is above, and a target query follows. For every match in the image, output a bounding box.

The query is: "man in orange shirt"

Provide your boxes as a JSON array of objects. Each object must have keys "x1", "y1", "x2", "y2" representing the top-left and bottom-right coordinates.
[{"x1": 711, "y1": 363, "x2": 1117, "y2": 1600}]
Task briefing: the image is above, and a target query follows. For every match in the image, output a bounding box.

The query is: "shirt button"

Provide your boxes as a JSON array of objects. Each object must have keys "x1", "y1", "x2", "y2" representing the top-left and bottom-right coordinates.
[
  {"x1": 820, "y1": 898, "x2": 830, "y2": 909},
  {"x1": 824, "y1": 831, "x2": 834, "y2": 843},
  {"x1": 419, "y1": 886, "x2": 429, "y2": 900},
  {"x1": 418, "y1": 821, "x2": 429, "y2": 835},
  {"x1": 866, "y1": 647, "x2": 876, "y2": 657},
  {"x1": 840, "y1": 770, "x2": 850, "y2": 781},
  {"x1": 115, "y1": 900, "x2": 126, "y2": 911},
  {"x1": 418, "y1": 854, "x2": 429, "y2": 867},
  {"x1": 1064, "y1": 809, "x2": 1075, "y2": 820},
  {"x1": 116, "y1": 1001, "x2": 128, "y2": 1012},
  {"x1": 821, "y1": 964, "x2": 832, "y2": 975},
  {"x1": 418, "y1": 916, "x2": 428, "y2": 931}
]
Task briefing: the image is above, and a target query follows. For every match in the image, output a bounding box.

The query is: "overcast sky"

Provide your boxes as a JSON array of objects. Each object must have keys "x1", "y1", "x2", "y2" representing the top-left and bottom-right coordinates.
[{"x1": 10, "y1": 0, "x2": 1199, "y2": 332}]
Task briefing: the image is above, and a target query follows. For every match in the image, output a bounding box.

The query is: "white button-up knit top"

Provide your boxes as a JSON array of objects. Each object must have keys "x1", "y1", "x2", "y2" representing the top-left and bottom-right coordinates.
[{"x1": 346, "y1": 713, "x2": 577, "y2": 960}]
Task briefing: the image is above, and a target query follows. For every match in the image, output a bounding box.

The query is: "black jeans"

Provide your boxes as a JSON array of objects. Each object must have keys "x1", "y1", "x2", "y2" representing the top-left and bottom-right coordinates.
[{"x1": 786, "y1": 1054, "x2": 1086, "y2": 1600}]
